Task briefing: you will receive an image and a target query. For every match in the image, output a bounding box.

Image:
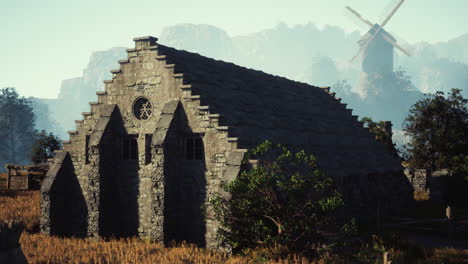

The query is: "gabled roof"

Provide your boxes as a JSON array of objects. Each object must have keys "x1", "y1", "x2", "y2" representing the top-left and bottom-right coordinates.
[{"x1": 153, "y1": 40, "x2": 402, "y2": 177}]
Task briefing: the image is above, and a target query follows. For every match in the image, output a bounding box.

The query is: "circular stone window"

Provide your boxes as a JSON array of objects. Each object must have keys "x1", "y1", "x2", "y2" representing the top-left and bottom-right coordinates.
[{"x1": 133, "y1": 97, "x2": 153, "y2": 120}]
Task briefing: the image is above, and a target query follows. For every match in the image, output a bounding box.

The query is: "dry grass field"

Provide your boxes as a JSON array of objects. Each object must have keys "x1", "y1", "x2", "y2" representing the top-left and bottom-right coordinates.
[
  {"x1": 20, "y1": 234, "x2": 253, "y2": 264},
  {"x1": 1, "y1": 190, "x2": 466, "y2": 263},
  {"x1": 0, "y1": 190, "x2": 40, "y2": 232},
  {"x1": 413, "y1": 190, "x2": 430, "y2": 201},
  {"x1": 1, "y1": 190, "x2": 314, "y2": 264}
]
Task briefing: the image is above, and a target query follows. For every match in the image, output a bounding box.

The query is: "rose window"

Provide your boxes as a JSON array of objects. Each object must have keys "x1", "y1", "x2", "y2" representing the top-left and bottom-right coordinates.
[{"x1": 133, "y1": 98, "x2": 153, "y2": 120}]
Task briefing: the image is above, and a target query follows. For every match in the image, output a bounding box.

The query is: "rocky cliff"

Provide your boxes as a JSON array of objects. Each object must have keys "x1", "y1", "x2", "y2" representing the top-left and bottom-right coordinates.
[{"x1": 35, "y1": 47, "x2": 127, "y2": 137}]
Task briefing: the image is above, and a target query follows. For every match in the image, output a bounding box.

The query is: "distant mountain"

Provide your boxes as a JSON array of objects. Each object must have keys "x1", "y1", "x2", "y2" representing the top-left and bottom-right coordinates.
[
  {"x1": 396, "y1": 39, "x2": 468, "y2": 98},
  {"x1": 160, "y1": 23, "x2": 362, "y2": 81},
  {"x1": 42, "y1": 23, "x2": 467, "y2": 143},
  {"x1": 298, "y1": 56, "x2": 340, "y2": 87},
  {"x1": 160, "y1": 24, "x2": 234, "y2": 61},
  {"x1": 433, "y1": 34, "x2": 468, "y2": 65},
  {"x1": 34, "y1": 47, "x2": 127, "y2": 137}
]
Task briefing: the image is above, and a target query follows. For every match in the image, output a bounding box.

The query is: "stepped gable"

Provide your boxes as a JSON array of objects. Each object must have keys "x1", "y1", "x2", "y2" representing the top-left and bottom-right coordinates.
[{"x1": 156, "y1": 43, "x2": 402, "y2": 177}]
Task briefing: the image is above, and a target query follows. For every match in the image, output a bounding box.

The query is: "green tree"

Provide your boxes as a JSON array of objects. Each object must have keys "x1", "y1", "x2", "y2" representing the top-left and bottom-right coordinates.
[
  {"x1": 30, "y1": 130, "x2": 61, "y2": 164},
  {"x1": 403, "y1": 88, "x2": 468, "y2": 171},
  {"x1": 360, "y1": 117, "x2": 397, "y2": 155},
  {"x1": 0, "y1": 88, "x2": 37, "y2": 166},
  {"x1": 210, "y1": 141, "x2": 344, "y2": 255}
]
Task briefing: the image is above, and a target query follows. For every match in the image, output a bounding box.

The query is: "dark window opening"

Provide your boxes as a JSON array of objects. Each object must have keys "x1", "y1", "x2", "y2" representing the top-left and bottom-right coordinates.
[
  {"x1": 85, "y1": 135, "x2": 90, "y2": 164},
  {"x1": 122, "y1": 134, "x2": 138, "y2": 161},
  {"x1": 145, "y1": 134, "x2": 152, "y2": 165},
  {"x1": 185, "y1": 136, "x2": 204, "y2": 160}
]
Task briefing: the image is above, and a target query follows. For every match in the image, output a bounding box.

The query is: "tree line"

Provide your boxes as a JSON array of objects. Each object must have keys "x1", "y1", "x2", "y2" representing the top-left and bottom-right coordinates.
[{"x1": 0, "y1": 88, "x2": 60, "y2": 169}]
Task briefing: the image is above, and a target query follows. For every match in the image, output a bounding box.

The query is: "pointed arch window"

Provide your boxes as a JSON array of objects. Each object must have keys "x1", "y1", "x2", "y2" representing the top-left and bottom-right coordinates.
[{"x1": 185, "y1": 135, "x2": 204, "y2": 160}]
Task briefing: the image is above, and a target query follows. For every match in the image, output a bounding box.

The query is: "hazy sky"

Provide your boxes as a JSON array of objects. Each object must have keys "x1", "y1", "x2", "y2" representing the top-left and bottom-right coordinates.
[{"x1": 2, "y1": 0, "x2": 467, "y2": 98}]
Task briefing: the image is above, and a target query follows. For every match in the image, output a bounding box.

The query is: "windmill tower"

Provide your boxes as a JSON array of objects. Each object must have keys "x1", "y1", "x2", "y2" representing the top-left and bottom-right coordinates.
[{"x1": 345, "y1": 0, "x2": 411, "y2": 76}]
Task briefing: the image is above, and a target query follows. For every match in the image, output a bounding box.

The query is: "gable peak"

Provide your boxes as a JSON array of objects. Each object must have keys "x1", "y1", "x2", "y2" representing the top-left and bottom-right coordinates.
[{"x1": 133, "y1": 36, "x2": 158, "y2": 50}]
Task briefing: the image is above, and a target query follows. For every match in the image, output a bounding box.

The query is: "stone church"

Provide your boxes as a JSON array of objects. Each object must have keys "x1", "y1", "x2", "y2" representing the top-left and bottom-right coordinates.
[{"x1": 40, "y1": 36, "x2": 412, "y2": 249}]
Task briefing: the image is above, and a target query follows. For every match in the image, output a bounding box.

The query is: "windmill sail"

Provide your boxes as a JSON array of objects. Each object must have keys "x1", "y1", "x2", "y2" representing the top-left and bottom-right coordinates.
[
  {"x1": 351, "y1": 25, "x2": 386, "y2": 63},
  {"x1": 379, "y1": 0, "x2": 399, "y2": 24},
  {"x1": 382, "y1": 34, "x2": 411, "y2": 56},
  {"x1": 381, "y1": 0, "x2": 406, "y2": 27},
  {"x1": 344, "y1": 8, "x2": 370, "y2": 31},
  {"x1": 345, "y1": 6, "x2": 374, "y2": 27},
  {"x1": 345, "y1": 0, "x2": 411, "y2": 63},
  {"x1": 387, "y1": 30, "x2": 412, "y2": 55}
]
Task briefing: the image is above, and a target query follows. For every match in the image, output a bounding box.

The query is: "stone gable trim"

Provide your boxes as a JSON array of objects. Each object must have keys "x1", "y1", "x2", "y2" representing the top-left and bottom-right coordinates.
[
  {"x1": 41, "y1": 152, "x2": 69, "y2": 194},
  {"x1": 40, "y1": 151, "x2": 70, "y2": 235},
  {"x1": 89, "y1": 105, "x2": 117, "y2": 147},
  {"x1": 152, "y1": 100, "x2": 179, "y2": 146}
]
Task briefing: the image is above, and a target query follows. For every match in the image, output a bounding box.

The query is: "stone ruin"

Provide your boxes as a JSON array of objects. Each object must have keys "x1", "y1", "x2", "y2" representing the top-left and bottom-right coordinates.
[
  {"x1": 404, "y1": 168, "x2": 429, "y2": 191},
  {"x1": 1, "y1": 164, "x2": 49, "y2": 190},
  {"x1": 41, "y1": 36, "x2": 412, "y2": 249}
]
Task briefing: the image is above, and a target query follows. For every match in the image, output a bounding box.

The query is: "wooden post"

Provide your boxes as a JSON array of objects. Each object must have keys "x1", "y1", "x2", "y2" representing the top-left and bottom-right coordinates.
[
  {"x1": 25, "y1": 169, "x2": 31, "y2": 190},
  {"x1": 446, "y1": 205, "x2": 454, "y2": 239},
  {"x1": 6, "y1": 167, "x2": 10, "y2": 190},
  {"x1": 376, "y1": 200, "x2": 382, "y2": 232}
]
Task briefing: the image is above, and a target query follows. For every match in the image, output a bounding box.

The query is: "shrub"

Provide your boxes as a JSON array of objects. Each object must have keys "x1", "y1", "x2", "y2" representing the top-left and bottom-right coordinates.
[
  {"x1": 210, "y1": 141, "x2": 344, "y2": 257},
  {"x1": 30, "y1": 130, "x2": 61, "y2": 164}
]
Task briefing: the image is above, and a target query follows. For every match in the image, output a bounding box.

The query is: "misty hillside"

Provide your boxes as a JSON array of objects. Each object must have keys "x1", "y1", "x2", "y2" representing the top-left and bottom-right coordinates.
[
  {"x1": 398, "y1": 39, "x2": 468, "y2": 96},
  {"x1": 159, "y1": 23, "x2": 362, "y2": 84},
  {"x1": 35, "y1": 47, "x2": 127, "y2": 139},
  {"x1": 34, "y1": 23, "x2": 467, "y2": 145}
]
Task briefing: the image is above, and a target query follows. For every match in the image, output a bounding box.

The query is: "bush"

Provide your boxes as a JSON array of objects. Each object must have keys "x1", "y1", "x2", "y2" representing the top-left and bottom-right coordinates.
[
  {"x1": 30, "y1": 130, "x2": 61, "y2": 164},
  {"x1": 210, "y1": 141, "x2": 344, "y2": 257}
]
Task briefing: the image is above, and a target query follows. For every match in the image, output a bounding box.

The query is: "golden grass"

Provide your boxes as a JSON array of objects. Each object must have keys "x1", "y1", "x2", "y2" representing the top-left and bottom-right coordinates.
[
  {"x1": 19, "y1": 233, "x2": 320, "y2": 263},
  {"x1": 0, "y1": 190, "x2": 40, "y2": 232},
  {"x1": 1, "y1": 191, "x2": 313, "y2": 264},
  {"x1": 425, "y1": 248, "x2": 467, "y2": 263},
  {"x1": 414, "y1": 190, "x2": 430, "y2": 201},
  {"x1": 2, "y1": 190, "x2": 466, "y2": 264},
  {"x1": 20, "y1": 234, "x2": 255, "y2": 264}
]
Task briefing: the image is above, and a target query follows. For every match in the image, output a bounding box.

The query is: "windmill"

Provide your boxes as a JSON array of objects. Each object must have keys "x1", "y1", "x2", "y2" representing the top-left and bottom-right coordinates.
[{"x1": 345, "y1": 0, "x2": 412, "y2": 75}]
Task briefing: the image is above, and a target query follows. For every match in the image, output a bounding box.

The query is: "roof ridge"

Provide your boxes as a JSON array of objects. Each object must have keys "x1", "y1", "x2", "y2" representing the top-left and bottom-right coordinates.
[{"x1": 156, "y1": 43, "x2": 325, "y2": 91}]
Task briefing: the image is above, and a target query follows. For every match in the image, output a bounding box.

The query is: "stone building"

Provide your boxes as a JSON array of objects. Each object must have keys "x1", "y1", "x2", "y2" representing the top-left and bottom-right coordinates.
[{"x1": 41, "y1": 36, "x2": 412, "y2": 248}]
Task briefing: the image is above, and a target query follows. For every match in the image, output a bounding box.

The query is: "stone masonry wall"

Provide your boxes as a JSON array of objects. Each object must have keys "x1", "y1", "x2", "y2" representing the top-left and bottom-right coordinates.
[
  {"x1": 43, "y1": 36, "x2": 245, "y2": 249},
  {"x1": 404, "y1": 168, "x2": 428, "y2": 191},
  {"x1": 41, "y1": 152, "x2": 88, "y2": 237}
]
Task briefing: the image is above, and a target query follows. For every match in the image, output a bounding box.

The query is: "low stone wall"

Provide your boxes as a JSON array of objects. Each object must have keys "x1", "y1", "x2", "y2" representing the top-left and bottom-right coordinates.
[
  {"x1": 3, "y1": 164, "x2": 49, "y2": 190},
  {"x1": 404, "y1": 168, "x2": 428, "y2": 191},
  {"x1": 0, "y1": 221, "x2": 27, "y2": 264},
  {"x1": 404, "y1": 168, "x2": 451, "y2": 202}
]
